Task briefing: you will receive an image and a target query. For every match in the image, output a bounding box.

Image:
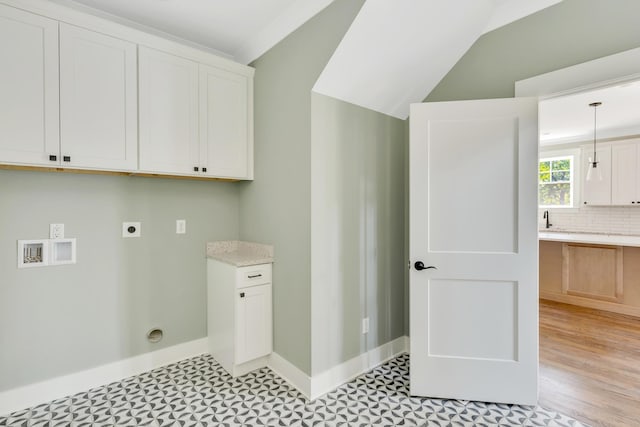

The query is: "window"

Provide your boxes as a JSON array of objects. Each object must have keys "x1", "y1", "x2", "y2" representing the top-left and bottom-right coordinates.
[{"x1": 539, "y1": 155, "x2": 574, "y2": 208}]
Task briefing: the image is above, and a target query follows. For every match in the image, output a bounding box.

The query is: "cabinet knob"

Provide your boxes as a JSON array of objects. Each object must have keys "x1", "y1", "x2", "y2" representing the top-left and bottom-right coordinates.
[
  {"x1": 584, "y1": 201, "x2": 588, "y2": 205},
  {"x1": 63, "y1": 155, "x2": 71, "y2": 162},
  {"x1": 633, "y1": 201, "x2": 636, "y2": 204},
  {"x1": 240, "y1": 292, "x2": 245, "y2": 298},
  {"x1": 193, "y1": 166, "x2": 199, "y2": 172},
  {"x1": 202, "y1": 167, "x2": 207, "y2": 173},
  {"x1": 49, "y1": 155, "x2": 57, "y2": 161}
]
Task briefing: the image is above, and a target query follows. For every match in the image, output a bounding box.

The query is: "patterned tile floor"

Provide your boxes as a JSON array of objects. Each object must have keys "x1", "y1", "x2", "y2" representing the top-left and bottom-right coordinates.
[{"x1": 0, "y1": 353, "x2": 585, "y2": 426}]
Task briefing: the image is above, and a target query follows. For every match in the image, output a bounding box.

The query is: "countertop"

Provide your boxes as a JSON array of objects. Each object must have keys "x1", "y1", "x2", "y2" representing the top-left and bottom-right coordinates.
[
  {"x1": 538, "y1": 231, "x2": 640, "y2": 247},
  {"x1": 206, "y1": 240, "x2": 274, "y2": 267}
]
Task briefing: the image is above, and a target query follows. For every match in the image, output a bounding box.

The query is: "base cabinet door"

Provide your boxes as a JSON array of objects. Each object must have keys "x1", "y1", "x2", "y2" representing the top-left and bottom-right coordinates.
[
  {"x1": 235, "y1": 283, "x2": 272, "y2": 364},
  {"x1": 208, "y1": 260, "x2": 273, "y2": 377},
  {"x1": 0, "y1": 5, "x2": 59, "y2": 166},
  {"x1": 139, "y1": 47, "x2": 200, "y2": 175},
  {"x1": 562, "y1": 243, "x2": 623, "y2": 303},
  {"x1": 59, "y1": 24, "x2": 138, "y2": 171}
]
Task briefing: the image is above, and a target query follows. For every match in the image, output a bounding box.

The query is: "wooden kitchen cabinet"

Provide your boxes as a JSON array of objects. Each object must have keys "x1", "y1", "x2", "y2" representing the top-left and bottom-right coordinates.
[
  {"x1": 0, "y1": 5, "x2": 59, "y2": 166},
  {"x1": 539, "y1": 239, "x2": 640, "y2": 318},
  {"x1": 207, "y1": 260, "x2": 272, "y2": 376},
  {"x1": 562, "y1": 243, "x2": 623, "y2": 303}
]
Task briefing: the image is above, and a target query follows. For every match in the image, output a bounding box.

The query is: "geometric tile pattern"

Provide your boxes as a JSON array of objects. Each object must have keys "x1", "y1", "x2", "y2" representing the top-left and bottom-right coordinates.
[{"x1": 0, "y1": 353, "x2": 586, "y2": 426}]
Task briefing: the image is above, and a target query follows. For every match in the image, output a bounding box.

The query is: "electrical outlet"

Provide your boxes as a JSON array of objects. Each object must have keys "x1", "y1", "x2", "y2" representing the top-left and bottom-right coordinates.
[
  {"x1": 176, "y1": 219, "x2": 186, "y2": 234},
  {"x1": 122, "y1": 222, "x2": 141, "y2": 238},
  {"x1": 50, "y1": 223, "x2": 64, "y2": 239},
  {"x1": 362, "y1": 317, "x2": 369, "y2": 335}
]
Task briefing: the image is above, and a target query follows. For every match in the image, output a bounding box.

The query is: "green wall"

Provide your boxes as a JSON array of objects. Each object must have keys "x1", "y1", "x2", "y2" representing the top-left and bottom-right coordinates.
[
  {"x1": 239, "y1": 0, "x2": 366, "y2": 375},
  {"x1": 0, "y1": 171, "x2": 239, "y2": 391},
  {"x1": 310, "y1": 93, "x2": 406, "y2": 375},
  {"x1": 427, "y1": 0, "x2": 640, "y2": 102}
]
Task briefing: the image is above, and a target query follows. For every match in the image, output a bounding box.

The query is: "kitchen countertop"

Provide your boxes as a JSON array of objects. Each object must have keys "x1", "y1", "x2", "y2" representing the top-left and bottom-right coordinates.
[
  {"x1": 538, "y1": 231, "x2": 640, "y2": 247},
  {"x1": 206, "y1": 240, "x2": 274, "y2": 267}
]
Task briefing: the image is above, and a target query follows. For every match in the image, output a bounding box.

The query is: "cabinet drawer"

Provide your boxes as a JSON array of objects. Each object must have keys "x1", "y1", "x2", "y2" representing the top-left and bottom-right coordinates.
[{"x1": 236, "y1": 263, "x2": 271, "y2": 288}]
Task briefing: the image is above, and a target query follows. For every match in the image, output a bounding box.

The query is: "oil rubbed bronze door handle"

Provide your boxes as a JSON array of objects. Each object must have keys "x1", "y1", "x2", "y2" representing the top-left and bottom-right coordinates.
[{"x1": 414, "y1": 261, "x2": 437, "y2": 271}]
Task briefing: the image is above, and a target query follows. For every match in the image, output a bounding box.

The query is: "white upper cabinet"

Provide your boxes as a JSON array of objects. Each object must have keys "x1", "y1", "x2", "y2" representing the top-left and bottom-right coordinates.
[
  {"x1": 59, "y1": 24, "x2": 138, "y2": 171},
  {"x1": 612, "y1": 139, "x2": 640, "y2": 205},
  {"x1": 0, "y1": 5, "x2": 59, "y2": 166},
  {"x1": 200, "y1": 65, "x2": 253, "y2": 179},
  {"x1": 0, "y1": 1, "x2": 254, "y2": 180},
  {"x1": 138, "y1": 46, "x2": 200, "y2": 175},
  {"x1": 582, "y1": 145, "x2": 612, "y2": 206}
]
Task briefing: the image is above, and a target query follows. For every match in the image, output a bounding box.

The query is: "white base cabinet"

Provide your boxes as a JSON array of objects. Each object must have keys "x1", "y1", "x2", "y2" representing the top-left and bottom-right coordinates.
[{"x1": 207, "y1": 260, "x2": 272, "y2": 377}]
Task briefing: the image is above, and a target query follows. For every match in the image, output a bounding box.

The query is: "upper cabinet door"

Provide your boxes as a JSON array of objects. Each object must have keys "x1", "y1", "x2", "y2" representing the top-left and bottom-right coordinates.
[
  {"x1": 59, "y1": 24, "x2": 137, "y2": 171},
  {"x1": 0, "y1": 5, "x2": 59, "y2": 165},
  {"x1": 582, "y1": 145, "x2": 612, "y2": 206},
  {"x1": 611, "y1": 142, "x2": 637, "y2": 205},
  {"x1": 200, "y1": 65, "x2": 253, "y2": 179},
  {"x1": 139, "y1": 47, "x2": 199, "y2": 175}
]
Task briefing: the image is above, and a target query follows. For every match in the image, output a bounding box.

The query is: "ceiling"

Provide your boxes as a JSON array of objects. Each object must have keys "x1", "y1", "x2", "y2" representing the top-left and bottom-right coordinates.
[
  {"x1": 540, "y1": 79, "x2": 640, "y2": 146},
  {"x1": 50, "y1": 0, "x2": 564, "y2": 119},
  {"x1": 48, "y1": 0, "x2": 334, "y2": 62},
  {"x1": 313, "y1": 0, "x2": 563, "y2": 119}
]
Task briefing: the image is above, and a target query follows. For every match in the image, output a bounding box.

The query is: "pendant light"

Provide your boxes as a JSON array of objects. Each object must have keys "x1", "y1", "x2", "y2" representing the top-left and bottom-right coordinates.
[{"x1": 586, "y1": 101, "x2": 603, "y2": 182}]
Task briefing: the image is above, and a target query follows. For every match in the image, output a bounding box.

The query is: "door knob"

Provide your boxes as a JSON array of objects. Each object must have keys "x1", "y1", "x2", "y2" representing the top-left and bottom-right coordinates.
[{"x1": 414, "y1": 261, "x2": 437, "y2": 271}]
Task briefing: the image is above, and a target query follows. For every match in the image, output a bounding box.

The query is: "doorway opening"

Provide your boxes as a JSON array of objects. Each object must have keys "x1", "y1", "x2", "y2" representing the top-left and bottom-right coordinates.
[{"x1": 536, "y1": 77, "x2": 640, "y2": 427}]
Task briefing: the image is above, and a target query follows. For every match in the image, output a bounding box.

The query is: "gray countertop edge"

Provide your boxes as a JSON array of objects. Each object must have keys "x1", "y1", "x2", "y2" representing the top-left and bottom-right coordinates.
[
  {"x1": 206, "y1": 240, "x2": 274, "y2": 267},
  {"x1": 538, "y1": 231, "x2": 640, "y2": 247},
  {"x1": 207, "y1": 254, "x2": 274, "y2": 267}
]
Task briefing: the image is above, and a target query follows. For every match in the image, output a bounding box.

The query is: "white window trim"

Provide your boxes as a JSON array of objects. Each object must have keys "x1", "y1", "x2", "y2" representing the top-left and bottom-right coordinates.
[{"x1": 538, "y1": 148, "x2": 581, "y2": 211}]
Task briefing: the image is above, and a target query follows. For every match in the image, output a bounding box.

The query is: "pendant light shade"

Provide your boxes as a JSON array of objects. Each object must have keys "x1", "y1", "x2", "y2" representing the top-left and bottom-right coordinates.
[{"x1": 586, "y1": 101, "x2": 602, "y2": 182}]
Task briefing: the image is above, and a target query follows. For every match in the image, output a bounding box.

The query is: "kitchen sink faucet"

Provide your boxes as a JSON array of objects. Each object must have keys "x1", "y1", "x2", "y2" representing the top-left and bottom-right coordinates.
[{"x1": 543, "y1": 210, "x2": 552, "y2": 229}]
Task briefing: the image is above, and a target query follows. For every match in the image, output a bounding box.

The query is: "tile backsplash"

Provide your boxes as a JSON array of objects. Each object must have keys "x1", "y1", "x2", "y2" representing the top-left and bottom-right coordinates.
[{"x1": 539, "y1": 206, "x2": 640, "y2": 236}]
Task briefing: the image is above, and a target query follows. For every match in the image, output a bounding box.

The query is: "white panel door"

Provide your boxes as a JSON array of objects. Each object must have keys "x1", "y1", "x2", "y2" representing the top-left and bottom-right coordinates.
[
  {"x1": 611, "y1": 142, "x2": 638, "y2": 205},
  {"x1": 0, "y1": 4, "x2": 59, "y2": 166},
  {"x1": 235, "y1": 284, "x2": 272, "y2": 364},
  {"x1": 582, "y1": 145, "x2": 612, "y2": 206},
  {"x1": 59, "y1": 24, "x2": 137, "y2": 171},
  {"x1": 199, "y1": 65, "x2": 251, "y2": 179},
  {"x1": 139, "y1": 47, "x2": 199, "y2": 175},
  {"x1": 410, "y1": 98, "x2": 538, "y2": 405}
]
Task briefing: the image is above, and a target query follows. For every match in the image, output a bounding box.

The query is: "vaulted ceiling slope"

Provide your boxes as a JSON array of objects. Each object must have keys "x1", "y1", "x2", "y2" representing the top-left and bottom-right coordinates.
[
  {"x1": 49, "y1": 0, "x2": 335, "y2": 62},
  {"x1": 313, "y1": 0, "x2": 563, "y2": 119},
  {"x1": 52, "y1": 0, "x2": 561, "y2": 119}
]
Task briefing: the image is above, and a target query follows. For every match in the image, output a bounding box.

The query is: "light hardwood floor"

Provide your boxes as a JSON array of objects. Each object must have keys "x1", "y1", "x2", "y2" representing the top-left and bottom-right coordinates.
[{"x1": 539, "y1": 299, "x2": 640, "y2": 427}]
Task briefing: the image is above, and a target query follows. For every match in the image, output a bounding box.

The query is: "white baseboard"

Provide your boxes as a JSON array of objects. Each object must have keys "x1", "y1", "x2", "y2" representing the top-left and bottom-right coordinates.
[
  {"x1": 267, "y1": 352, "x2": 312, "y2": 397},
  {"x1": 308, "y1": 335, "x2": 408, "y2": 400},
  {"x1": 268, "y1": 336, "x2": 408, "y2": 400},
  {"x1": 0, "y1": 336, "x2": 410, "y2": 416},
  {"x1": 0, "y1": 338, "x2": 208, "y2": 417}
]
